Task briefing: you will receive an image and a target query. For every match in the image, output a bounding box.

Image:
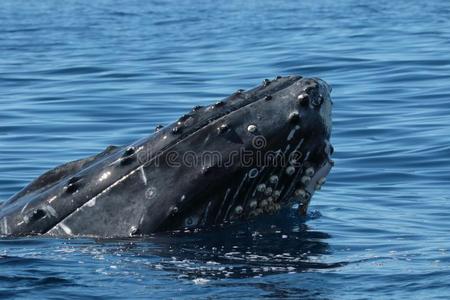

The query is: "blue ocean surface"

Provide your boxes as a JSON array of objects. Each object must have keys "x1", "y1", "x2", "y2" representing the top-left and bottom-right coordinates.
[{"x1": 1, "y1": 0, "x2": 450, "y2": 299}]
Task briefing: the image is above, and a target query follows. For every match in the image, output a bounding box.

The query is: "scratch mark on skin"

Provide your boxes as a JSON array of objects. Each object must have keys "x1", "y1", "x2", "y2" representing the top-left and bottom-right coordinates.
[
  {"x1": 57, "y1": 223, "x2": 73, "y2": 236},
  {"x1": 139, "y1": 166, "x2": 147, "y2": 186},
  {"x1": 1, "y1": 218, "x2": 8, "y2": 235},
  {"x1": 287, "y1": 125, "x2": 300, "y2": 142},
  {"x1": 224, "y1": 173, "x2": 248, "y2": 221},
  {"x1": 44, "y1": 205, "x2": 58, "y2": 218},
  {"x1": 283, "y1": 144, "x2": 291, "y2": 156},
  {"x1": 48, "y1": 196, "x2": 57, "y2": 204},
  {"x1": 215, "y1": 188, "x2": 231, "y2": 224},
  {"x1": 201, "y1": 201, "x2": 213, "y2": 225},
  {"x1": 304, "y1": 151, "x2": 311, "y2": 161},
  {"x1": 281, "y1": 141, "x2": 313, "y2": 202},
  {"x1": 20, "y1": 202, "x2": 30, "y2": 214}
]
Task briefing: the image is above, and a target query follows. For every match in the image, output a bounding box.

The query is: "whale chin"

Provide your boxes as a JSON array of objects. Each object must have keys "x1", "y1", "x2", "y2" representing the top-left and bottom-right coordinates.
[{"x1": 0, "y1": 75, "x2": 334, "y2": 238}]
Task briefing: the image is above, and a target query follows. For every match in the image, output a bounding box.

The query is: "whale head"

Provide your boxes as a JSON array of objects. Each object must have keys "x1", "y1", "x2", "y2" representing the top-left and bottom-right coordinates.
[{"x1": 0, "y1": 75, "x2": 333, "y2": 238}]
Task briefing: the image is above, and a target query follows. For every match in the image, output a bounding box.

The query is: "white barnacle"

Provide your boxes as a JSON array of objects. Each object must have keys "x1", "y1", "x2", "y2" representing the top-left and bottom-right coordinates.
[
  {"x1": 301, "y1": 176, "x2": 311, "y2": 185},
  {"x1": 305, "y1": 167, "x2": 315, "y2": 177},
  {"x1": 247, "y1": 124, "x2": 257, "y2": 133},
  {"x1": 256, "y1": 183, "x2": 266, "y2": 193},
  {"x1": 273, "y1": 190, "x2": 281, "y2": 199},
  {"x1": 145, "y1": 187, "x2": 157, "y2": 200},
  {"x1": 295, "y1": 189, "x2": 306, "y2": 198},
  {"x1": 1, "y1": 218, "x2": 9, "y2": 235},
  {"x1": 234, "y1": 205, "x2": 243, "y2": 214},
  {"x1": 129, "y1": 226, "x2": 138, "y2": 236},
  {"x1": 269, "y1": 175, "x2": 279, "y2": 185},
  {"x1": 286, "y1": 166, "x2": 296, "y2": 176}
]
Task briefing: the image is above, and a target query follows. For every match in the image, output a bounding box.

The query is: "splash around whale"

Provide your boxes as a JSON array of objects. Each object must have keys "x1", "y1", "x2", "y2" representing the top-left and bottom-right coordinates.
[{"x1": 0, "y1": 75, "x2": 334, "y2": 238}]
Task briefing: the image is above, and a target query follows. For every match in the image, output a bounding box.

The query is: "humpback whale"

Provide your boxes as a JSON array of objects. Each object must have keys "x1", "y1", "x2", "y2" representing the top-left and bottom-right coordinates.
[{"x1": 0, "y1": 75, "x2": 334, "y2": 238}]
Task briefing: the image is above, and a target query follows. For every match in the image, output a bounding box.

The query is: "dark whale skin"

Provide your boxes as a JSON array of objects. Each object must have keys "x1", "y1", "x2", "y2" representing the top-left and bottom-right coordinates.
[{"x1": 0, "y1": 75, "x2": 334, "y2": 238}]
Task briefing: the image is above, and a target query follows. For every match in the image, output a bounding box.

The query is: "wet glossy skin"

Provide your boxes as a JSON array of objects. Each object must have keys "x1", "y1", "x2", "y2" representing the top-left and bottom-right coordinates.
[{"x1": 0, "y1": 75, "x2": 333, "y2": 238}]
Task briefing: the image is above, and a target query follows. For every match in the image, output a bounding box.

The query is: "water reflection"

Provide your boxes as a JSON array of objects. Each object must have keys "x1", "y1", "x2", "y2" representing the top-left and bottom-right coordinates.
[{"x1": 99, "y1": 209, "x2": 345, "y2": 280}]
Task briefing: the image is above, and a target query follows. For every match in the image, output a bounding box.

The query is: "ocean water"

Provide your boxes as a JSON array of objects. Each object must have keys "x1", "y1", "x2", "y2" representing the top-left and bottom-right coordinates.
[{"x1": 1, "y1": 0, "x2": 450, "y2": 299}]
